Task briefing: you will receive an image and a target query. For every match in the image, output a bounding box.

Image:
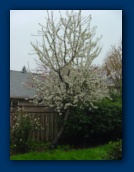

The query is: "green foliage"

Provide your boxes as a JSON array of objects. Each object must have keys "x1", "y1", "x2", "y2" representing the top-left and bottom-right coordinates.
[
  {"x1": 109, "y1": 91, "x2": 122, "y2": 101},
  {"x1": 61, "y1": 96, "x2": 122, "y2": 146},
  {"x1": 10, "y1": 111, "x2": 43, "y2": 153},
  {"x1": 28, "y1": 142, "x2": 51, "y2": 152},
  {"x1": 106, "y1": 139, "x2": 122, "y2": 160}
]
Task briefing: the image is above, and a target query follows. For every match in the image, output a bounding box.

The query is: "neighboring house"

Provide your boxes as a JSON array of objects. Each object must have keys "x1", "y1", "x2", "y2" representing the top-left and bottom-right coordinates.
[
  {"x1": 101, "y1": 71, "x2": 122, "y2": 93},
  {"x1": 92, "y1": 66, "x2": 121, "y2": 93},
  {"x1": 10, "y1": 70, "x2": 36, "y2": 107}
]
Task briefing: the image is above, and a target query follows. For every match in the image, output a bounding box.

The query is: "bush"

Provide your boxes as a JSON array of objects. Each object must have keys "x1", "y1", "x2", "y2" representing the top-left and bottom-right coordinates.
[
  {"x1": 10, "y1": 110, "x2": 43, "y2": 153},
  {"x1": 28, "y1": 142, "x2": 51, "y2": 152},
  {"x1": 106, "y1": 139, "x2": 122, "y2": 160},
  {"x1": 60, "y1": 96, "x2": 122, "y2": 147}
]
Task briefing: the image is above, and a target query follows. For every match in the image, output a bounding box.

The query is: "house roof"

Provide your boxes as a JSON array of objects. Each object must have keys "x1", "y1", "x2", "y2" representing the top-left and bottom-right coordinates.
[
  {"x1": 10, "y1": 68, "x2": 116, "y2": 99},
  {"x1": 10, "y1": 70, "x2": 36, "y2": 99}
]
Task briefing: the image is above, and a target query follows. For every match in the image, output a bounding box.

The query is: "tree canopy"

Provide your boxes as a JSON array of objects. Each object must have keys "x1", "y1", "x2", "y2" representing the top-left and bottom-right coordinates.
[{"x1": 30, "y1": 10, "x2": 109, "y2": 112}]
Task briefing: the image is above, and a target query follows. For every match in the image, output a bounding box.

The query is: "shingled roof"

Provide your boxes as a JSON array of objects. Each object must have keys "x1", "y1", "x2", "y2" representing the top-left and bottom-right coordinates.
[{"x1": 10, "y1": 70, "x2": 36, "y2": 99}]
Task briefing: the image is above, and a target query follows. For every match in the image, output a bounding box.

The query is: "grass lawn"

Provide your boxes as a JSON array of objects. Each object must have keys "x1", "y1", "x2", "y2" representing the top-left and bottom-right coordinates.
[{"x1": 10, "y1": 142, "x2": 114, "y2": 160}]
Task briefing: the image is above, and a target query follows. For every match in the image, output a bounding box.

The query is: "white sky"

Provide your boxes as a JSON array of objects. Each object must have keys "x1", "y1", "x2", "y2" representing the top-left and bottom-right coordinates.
[{"x1": 10, "y1": 10, "x2": 122, "y2": 71}]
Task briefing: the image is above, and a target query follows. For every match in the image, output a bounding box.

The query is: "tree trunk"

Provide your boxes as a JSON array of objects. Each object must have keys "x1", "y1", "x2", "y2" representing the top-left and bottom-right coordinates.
[{"x1": 49, "y1": 109, "x2": 70, "y2": 149}]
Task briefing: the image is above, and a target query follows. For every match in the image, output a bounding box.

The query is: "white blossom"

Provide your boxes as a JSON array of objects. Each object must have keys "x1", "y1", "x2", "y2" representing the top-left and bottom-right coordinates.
[{"x1": 28, "y1": 10, "x2": 110, "y2": 114}]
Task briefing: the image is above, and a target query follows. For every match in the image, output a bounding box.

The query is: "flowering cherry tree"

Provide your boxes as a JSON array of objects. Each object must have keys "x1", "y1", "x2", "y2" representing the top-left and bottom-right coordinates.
[{"x1": 29, "y1": 10, "x2": 109, "y2": 148}]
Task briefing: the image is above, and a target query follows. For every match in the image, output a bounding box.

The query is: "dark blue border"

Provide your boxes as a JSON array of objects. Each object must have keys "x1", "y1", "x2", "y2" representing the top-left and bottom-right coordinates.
[{"x1": 0, "y1": 0, "x2": 134, "y2": 172}]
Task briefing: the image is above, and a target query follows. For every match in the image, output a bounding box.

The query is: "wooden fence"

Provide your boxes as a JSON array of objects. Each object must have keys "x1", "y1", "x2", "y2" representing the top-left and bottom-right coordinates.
[{"x1": 10, "y1": 105, "x2": 59, "y2": 142}]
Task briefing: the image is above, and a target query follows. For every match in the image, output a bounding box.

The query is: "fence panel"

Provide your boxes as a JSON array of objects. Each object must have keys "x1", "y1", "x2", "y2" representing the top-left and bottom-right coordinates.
[{"x1": 10, "y1": 105, "x2": 58, "y2": 142}]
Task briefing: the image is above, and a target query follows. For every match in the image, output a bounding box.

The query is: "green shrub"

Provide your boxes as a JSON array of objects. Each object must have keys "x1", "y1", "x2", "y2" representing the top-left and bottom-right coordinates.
[
  {"x1": 28, "y1": 142, "x2": 51, "y2": 152},
  {"x1": 10, "y1": 110, "x2": 43, "y2": 153},
  {"x1": 106, "y1": 139, "x2": 122, "y2": 160},
  {"x1": 61, "y1": 96, "x2": 122, "y2": 147}
]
